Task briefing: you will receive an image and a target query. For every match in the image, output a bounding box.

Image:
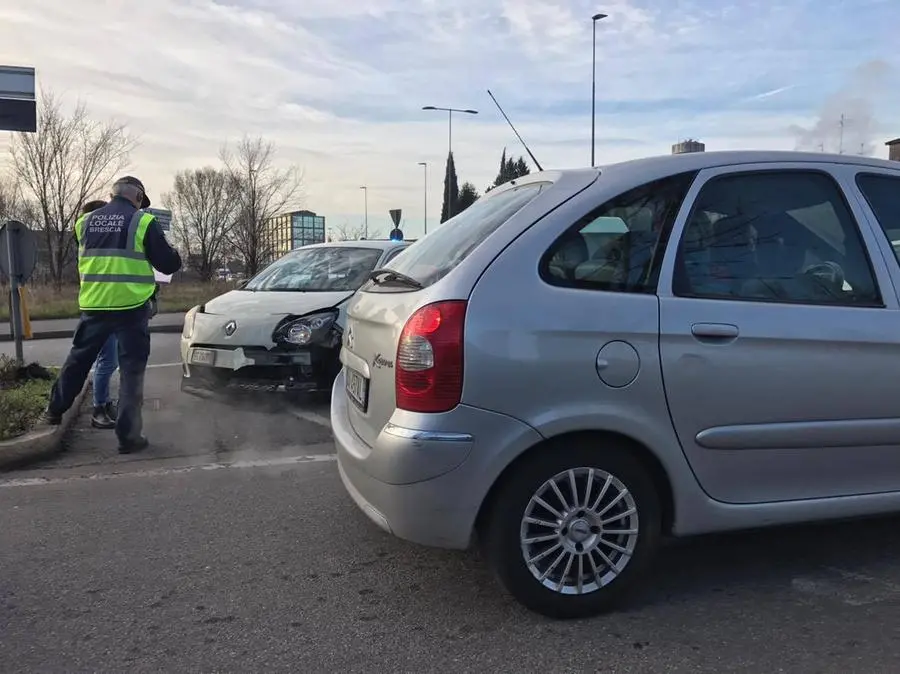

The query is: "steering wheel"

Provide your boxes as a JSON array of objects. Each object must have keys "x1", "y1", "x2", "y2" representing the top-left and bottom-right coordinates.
[{"x1": 801, "y1": 261, "x2": 845, "y2": 293}]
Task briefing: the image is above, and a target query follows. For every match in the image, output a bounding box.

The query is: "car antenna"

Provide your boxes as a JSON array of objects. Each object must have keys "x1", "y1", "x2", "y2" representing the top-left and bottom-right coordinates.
[{"x1": 486, "y1": 89, "x2": 544, "y2": 172}]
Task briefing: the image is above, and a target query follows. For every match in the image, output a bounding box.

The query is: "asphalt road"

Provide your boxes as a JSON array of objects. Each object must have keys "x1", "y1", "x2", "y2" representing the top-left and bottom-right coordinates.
[
  {"x1": 3, "y1": 338, "x2": 900, "y2": 672},
  {"x1": 0, "y1": 332, "x2": 184, "y2": 369}
]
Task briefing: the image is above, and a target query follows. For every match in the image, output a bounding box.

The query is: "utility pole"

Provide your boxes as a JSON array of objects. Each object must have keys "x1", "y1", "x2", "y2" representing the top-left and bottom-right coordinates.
[
  {"x1": 418, "y1": 162, "x2": 428, "y2": 235},
  {"x1": 359, "y1": 186, "x2": 368, "y2": 238},
  {"x1": 838, "y1": 113, "x2": 845, "y2": 155},
  {"x1": 422, "y1": 106, "x2": 477, "y2": 223},
  {"x1": 591, "y1": 13, "x2": 608, "y2": 167}
]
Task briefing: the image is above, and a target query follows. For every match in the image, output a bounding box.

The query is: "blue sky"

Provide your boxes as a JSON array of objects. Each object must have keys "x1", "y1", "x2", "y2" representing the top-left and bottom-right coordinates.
[{"x1": 0, "y1": 0, "x2": 898, "y2": 239}]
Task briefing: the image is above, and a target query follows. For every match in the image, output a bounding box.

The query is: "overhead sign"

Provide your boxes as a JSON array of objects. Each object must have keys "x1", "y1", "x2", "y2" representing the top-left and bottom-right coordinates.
[
  {"x1": 146, "y1": 207, "x2": 172, "y2": 232},
  {"x1": 389, "y1": 209, "x2": 402, "y2": 227},
  {"x1": 0, "y1": 65, "x2": 36, "y2": 133}
]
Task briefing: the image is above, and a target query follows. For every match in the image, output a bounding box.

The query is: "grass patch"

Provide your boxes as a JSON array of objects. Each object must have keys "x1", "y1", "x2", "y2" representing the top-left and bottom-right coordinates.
[
  {"x1": 0, "y1": 282, "x2": 237, "y2": 321},
  {"x1": 0, "y1": 356, "x2": 57, "y2": 441}
]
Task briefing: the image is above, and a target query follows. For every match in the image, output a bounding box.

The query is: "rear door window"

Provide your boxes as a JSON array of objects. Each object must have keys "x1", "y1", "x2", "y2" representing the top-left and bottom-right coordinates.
[
  {"x1": 376, "y1": 182, "x2": 550, "y2": 288},
  {"x1": 539, "y1": 171, "x2": 697, "y2": 293},
  {"x1": 856, "y1": 172, "x2": 900, "y2": 265}
]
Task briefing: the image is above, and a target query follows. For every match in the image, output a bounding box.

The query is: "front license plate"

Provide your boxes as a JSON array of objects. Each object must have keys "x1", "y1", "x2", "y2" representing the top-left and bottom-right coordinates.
[
  {"x1": 345, "y1": 367, "x2": 369, "y2": 411},
  {"x1": 190, "y1": 348, "x2": 216, "y2": 366}
]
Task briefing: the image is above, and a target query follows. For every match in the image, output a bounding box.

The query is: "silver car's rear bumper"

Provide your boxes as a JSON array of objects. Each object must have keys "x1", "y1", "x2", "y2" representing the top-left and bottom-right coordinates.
[{"x1": 330, "y1": 369, "x2": 543, "y2": 550}]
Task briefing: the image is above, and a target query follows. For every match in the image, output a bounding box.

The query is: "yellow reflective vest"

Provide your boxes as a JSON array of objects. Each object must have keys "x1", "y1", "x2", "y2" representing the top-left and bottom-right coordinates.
[{"x1": 75, "y1": 210, "x2": 157, "y2": 311}]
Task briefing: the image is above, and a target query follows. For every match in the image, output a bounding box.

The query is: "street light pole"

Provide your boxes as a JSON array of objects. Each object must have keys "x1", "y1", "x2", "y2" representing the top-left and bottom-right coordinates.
[
  {"x1": 359, "y1": 185, "x2": 368, "y2": 238},
  {"x1": 418, "y1": 161, "x2": 428, "y2": 235},
  {"x1": 591, "y1": 12, "x2": 608, "y2": 168},
  {"x1": 422, "y1": 105, "x2": 478, "y2": 222}
]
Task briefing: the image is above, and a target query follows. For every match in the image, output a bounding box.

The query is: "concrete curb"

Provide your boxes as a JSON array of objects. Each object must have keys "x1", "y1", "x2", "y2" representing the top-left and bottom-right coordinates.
[
  {"x1": 0, "y1": 378, "x2": 91, "y2": 472},
  {"x1": 0, "y1": 320, "x2": 184, "y2": 343}
]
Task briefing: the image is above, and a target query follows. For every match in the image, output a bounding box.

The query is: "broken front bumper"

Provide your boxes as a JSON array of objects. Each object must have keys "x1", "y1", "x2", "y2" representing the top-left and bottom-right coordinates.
[{"x1": 181, "y1": 342, "x2": 342, "y2": 395}]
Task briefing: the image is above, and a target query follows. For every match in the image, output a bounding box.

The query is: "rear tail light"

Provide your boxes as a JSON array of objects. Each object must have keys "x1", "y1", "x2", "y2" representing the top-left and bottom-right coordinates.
[{"x1": 395, "y1": 300, "x2": 467, "y2": 413}]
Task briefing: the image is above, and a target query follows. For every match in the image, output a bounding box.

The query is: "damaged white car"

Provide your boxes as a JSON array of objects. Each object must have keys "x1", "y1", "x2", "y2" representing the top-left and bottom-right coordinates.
[{"x1": 180, "y1": 240, "x2": 409, "y2": 396}]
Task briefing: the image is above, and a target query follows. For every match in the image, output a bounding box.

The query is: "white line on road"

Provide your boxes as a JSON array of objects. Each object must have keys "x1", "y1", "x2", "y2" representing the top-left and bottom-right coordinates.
[
  {"x1": 0, "y1": 453, "x2": 337, "y2": 489},
  {"x1": 291, "y1": 409, "x2": 332, "y2": 429},
  {"x1": 64, "y1": 362, "x2": 181, "y2": 371}
]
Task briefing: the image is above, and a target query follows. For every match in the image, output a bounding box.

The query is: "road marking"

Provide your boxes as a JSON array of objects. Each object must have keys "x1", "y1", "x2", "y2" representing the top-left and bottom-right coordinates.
[
  {"x1": 68, "y1": 362, "x2": 181, "y2": 371},
  {"x1": 0, "y1": 454, "x2": 337, "y2": 489},
  {"x1": 291, "y1": 409, "x2": 332, "y2": 429}
]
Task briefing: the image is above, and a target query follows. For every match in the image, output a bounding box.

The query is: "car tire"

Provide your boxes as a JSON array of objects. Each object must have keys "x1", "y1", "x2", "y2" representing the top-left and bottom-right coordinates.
[{"x1": 480, "y1": 436, "x2": 662, "y2": 619}]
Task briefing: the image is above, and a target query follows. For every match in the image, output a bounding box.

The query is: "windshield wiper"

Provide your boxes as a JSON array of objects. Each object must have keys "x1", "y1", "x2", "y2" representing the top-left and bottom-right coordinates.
[{"x1": 367, "y1": 269, "x2": 423, "y2": 289}]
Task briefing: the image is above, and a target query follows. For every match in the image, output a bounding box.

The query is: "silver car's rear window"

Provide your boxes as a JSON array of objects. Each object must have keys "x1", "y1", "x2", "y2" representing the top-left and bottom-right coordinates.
[{"x1": 374, "y1": 182, "x2": 550, "y2": 289}]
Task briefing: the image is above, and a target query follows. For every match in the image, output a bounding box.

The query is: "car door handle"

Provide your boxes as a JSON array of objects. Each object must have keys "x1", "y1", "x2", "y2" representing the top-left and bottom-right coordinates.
[{"x1": 691, "y1": 323, "x2": 739, "y2": 341}]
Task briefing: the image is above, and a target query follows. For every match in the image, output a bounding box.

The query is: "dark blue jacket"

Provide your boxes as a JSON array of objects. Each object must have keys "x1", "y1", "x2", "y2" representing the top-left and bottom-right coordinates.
[{"x1": 81, "y1": 196, "x2": 182, "y2": 276}]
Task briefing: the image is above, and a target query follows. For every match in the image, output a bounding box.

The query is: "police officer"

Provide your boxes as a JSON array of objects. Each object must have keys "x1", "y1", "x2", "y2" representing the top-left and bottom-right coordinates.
[{"x1": 41, "y1": 176, "x2": 181, "y2": 454}]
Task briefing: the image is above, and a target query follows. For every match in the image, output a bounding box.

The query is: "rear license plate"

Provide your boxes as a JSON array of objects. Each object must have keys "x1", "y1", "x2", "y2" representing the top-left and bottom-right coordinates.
[
  {"x1": 345, "y1": 367, "x2": 369, "y2": 411},
  {"x1": 191, "y1": 348, "x2": 216, "y2": 366}
]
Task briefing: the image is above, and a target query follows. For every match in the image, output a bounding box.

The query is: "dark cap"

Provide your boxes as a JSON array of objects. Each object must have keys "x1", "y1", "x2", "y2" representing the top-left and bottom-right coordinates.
[
  {"x1": 113, "y1": 175, "x2": 151, "y2": 208},
  {"x1": 81, "y1": 200, "x2": 107, "y2": 214}
]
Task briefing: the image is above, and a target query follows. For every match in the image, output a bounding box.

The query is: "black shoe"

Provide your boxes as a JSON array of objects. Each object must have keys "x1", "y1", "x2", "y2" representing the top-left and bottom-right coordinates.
[
  {"x1": 91, "y1": 405, "x2": 116, "y2": 430},
  {"x1": 39, "y1": 408, "x2": 62, "y2": 426},
  {"x1": 118, "y1": 436, "x2": 149, "y2": 455}
]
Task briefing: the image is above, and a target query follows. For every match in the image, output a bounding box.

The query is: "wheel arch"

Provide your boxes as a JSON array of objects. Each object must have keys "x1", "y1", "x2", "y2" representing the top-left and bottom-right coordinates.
[{"x1": 474, "y1": 429, "x2": 676, "y2": 540}]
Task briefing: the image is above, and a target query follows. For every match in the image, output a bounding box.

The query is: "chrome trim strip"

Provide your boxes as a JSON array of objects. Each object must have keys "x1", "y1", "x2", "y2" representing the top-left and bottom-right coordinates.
[{"x1": 383, "y1": 423, "x2": 473, "y2": 443}]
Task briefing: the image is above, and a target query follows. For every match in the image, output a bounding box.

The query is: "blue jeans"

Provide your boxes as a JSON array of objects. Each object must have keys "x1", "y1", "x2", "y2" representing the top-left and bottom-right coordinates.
[
  {"x1": 48, "y1": 304, "x2": 151, "y2": 445},
  {"x1": 93, "y1": 335, "x2": 119, "y2": 407}
]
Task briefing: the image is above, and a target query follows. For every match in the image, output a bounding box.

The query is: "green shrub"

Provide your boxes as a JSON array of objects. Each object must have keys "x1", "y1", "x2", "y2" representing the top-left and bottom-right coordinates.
[{"x1": 0, "y1": 356, "x2": 56, "y2": 441}]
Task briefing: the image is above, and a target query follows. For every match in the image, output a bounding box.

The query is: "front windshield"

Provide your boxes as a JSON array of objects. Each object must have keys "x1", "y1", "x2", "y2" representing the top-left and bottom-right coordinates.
[{"x1": 243, "y1": 246, "x2": 384, "y2": 292}]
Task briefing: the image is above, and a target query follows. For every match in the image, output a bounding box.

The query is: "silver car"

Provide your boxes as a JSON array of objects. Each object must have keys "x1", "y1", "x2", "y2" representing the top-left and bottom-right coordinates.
[{"x1": 330, "y1": 151, "x2": 900, "y2": 619}]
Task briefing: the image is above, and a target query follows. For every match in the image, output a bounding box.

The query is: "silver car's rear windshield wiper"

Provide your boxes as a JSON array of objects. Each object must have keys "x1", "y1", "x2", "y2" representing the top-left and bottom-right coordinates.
[{"x1": 367, "y1": 268, "x2": 423, "y2": 289}]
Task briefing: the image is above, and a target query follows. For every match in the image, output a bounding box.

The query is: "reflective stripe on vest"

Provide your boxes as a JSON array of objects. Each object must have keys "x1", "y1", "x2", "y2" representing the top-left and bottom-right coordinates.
[{"x1": 77, "y1": 210, "x2": 157, "y2": 311}]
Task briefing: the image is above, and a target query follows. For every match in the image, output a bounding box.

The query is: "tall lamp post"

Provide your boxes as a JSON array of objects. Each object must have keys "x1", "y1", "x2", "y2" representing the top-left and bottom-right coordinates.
[
  {"x1": 359, "y1": 185, "x2": 368, "y2": 238},
  {"x1": 422, "y1": 105, "x2": 477, "y2": 222},
  {"x1": 591, "y1": 12, "x2": 608, "y2": 168},
  {"x1": 417, "y1": 161, "x2": 428, "y2": 235}
]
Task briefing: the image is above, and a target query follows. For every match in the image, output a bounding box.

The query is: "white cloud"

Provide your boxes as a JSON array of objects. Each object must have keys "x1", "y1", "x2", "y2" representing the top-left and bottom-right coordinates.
[{"x1": 0, "y1": 0, "x2": 897, "y2": 238}]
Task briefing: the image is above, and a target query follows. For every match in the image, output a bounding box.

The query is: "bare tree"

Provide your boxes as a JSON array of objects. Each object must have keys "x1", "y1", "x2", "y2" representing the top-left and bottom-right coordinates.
[
  {"x1": 164, "y1": 167, "x2": 239, "y2": 281},
  {"x1": 221, "y1": 135, "x2": 302, "y2": 277},
  {"x1": 8, "y1": 88, "x2": 135, "y2": 286},
  {"x1": 329, "y1": 221, "x2": 383, "y2": 242},
  {"x1": 0, "y1": 174, "x2": 26, "y2": 223}
]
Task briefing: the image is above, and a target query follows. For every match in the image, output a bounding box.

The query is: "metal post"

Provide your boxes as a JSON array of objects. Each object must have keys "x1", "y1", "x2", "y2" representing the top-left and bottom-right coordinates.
[
  {"x1": 591, "y1": 20, "x2": 597, "y2": 167},
  {"x1": 447, "y1": 110, "x2": 453, "y2": 222},
  {"x1": 421, "y1": 106, "x2": 477, "y2": 223},
  {"x1": 7, "y1": 226, "x2": 23, "y2": 364},
  {"x1": 591, "y1": 13, "x2": 607, "y2": 168},
  {"x1": 418, "y1": 162, "x2": 428, "y2": 235},
  {"x1": 360, "y1": 186, "x2": 368, "y2": 239}
]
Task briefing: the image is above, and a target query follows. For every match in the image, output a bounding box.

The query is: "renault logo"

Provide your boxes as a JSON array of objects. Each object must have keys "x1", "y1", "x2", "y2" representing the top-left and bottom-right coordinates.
[{"x1": 224, "y1": 320, "x2": 237, "y2": 337}]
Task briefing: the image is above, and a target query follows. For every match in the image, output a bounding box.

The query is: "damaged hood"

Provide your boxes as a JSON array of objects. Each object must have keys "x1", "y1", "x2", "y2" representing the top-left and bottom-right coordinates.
[
  {"x1": 203, "y1": 289, "x2": 354, "y2": 317},
  {"x1": 192, "y1": 289, "x2": 355, "y2": 347}
]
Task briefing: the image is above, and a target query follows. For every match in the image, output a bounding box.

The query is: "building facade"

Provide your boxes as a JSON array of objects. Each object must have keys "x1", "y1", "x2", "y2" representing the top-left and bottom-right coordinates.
[
  {"x1": 264, "y1": 210, "x2": 326, "y2": 262},
  {"x1": 672, "y1": 139, "x2": 706, "y2": 154},
  {"x1": 887, "y1": 138, "x2": 900, "y2": 162}
]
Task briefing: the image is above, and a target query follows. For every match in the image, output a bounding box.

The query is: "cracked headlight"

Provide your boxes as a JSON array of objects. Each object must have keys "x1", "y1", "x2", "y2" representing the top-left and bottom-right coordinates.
[{"x1": 274, "y1": 311, "x2": 338, "y2": 346}]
